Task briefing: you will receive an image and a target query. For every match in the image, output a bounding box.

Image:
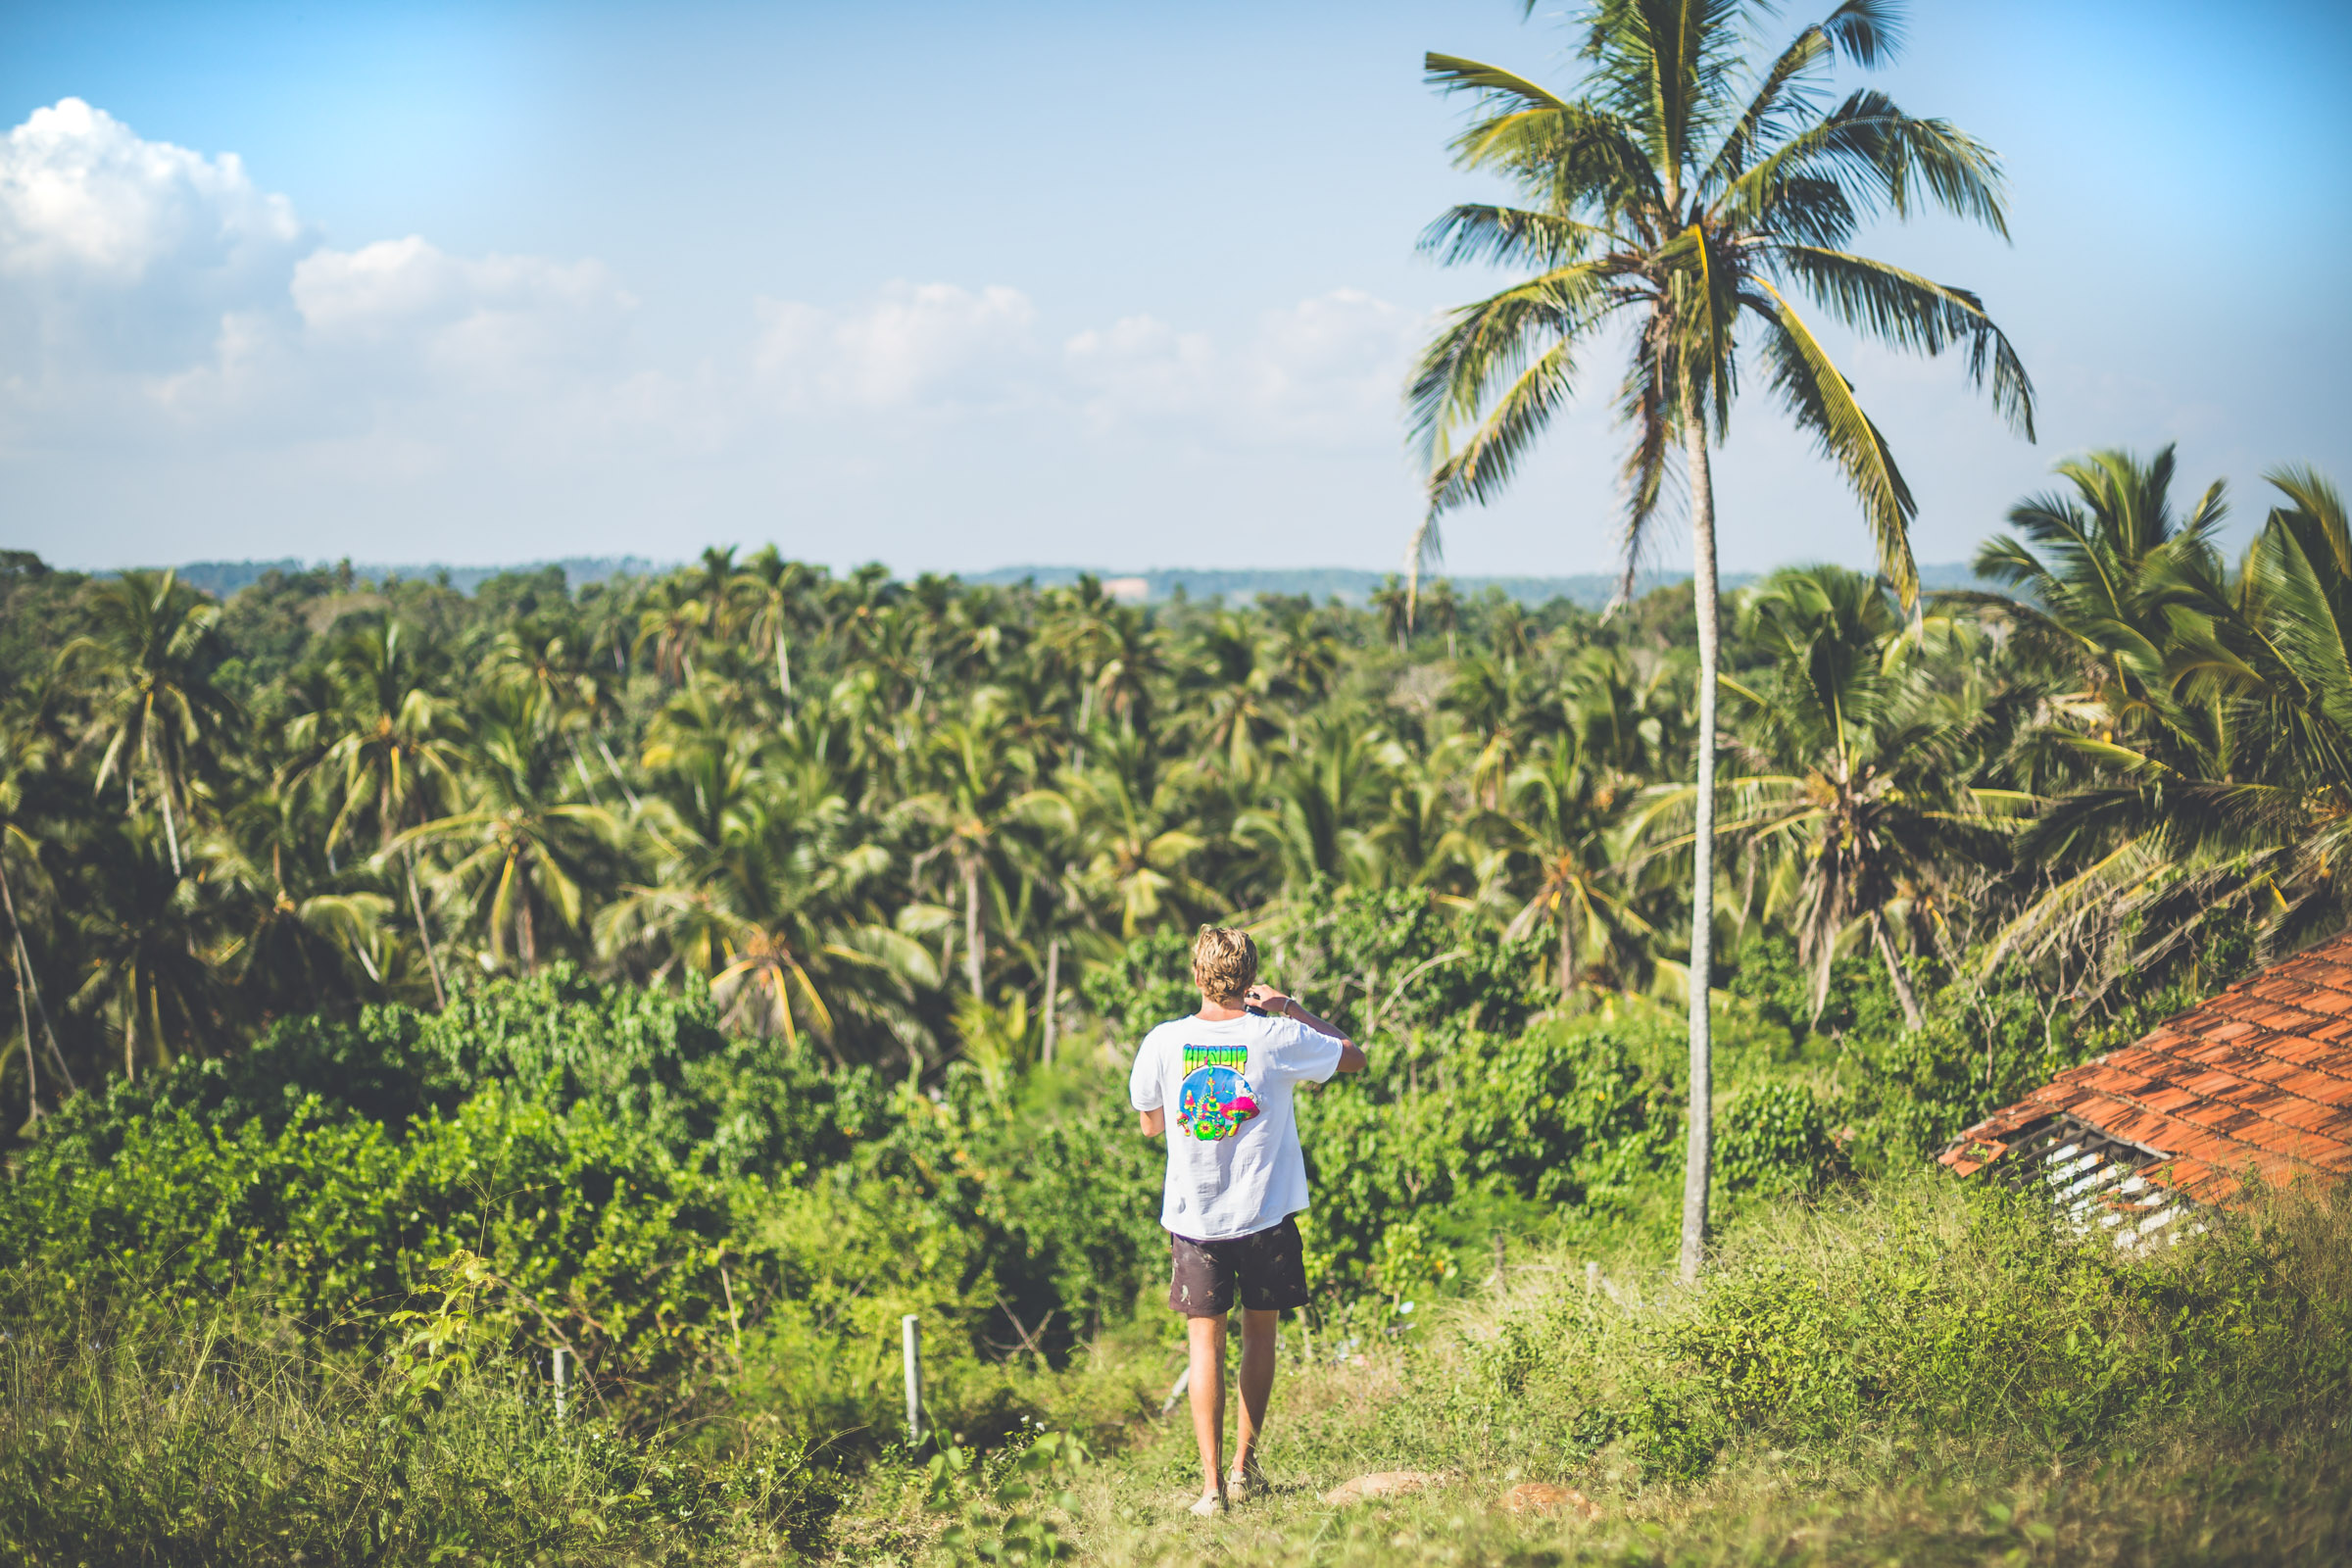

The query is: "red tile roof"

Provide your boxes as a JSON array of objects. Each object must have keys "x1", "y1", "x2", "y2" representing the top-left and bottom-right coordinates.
[{"x1": 1940, "y1": 930, "x2": 2352, "y2": 1205}]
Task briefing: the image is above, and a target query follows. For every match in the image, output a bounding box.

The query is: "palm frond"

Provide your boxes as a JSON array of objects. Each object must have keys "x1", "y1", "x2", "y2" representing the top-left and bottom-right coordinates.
[
  {"x1": 1756, "y1": 280, "x2": 1919, "y2": 605},
  {"x1": 1772, "y1": 245, "x2": 2034, "y2": 438}
]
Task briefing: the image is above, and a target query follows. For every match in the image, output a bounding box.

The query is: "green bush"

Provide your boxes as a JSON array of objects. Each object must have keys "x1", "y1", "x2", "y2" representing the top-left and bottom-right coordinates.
[
  {"x1": 0, "y1": 1083, "x2": 743, "y2": 1379},
  {"x1": 1716, "y1": 1080, "x2": 1844, "y2": 1195},
  {"x1": 0, "y1": 1292, "x2": 840, "y2": 1566},
  {"x1": 1438, "y1": 1175, "x2": 2352, "y2": 1484}
]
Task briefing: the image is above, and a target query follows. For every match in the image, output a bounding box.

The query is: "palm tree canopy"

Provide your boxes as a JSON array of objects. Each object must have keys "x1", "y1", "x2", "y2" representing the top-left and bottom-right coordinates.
[{"x1": 1408, "y1": 0, "x2": 2034, "y2": 606}]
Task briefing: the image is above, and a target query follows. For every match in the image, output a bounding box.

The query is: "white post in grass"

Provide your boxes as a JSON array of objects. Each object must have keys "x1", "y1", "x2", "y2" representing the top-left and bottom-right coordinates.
[
  {"x1": 902, "y1": 1314, "x2": 923, "y2": 1446},
  {"x1": 553, "y1": 1346, "x2": 567, "y2": 1421}
]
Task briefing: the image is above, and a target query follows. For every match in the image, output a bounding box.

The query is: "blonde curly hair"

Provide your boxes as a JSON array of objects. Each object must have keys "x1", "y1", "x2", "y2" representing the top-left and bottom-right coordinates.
[{"x1": 1191, "y1": 925, "x2": 1259, "y2": 1002}]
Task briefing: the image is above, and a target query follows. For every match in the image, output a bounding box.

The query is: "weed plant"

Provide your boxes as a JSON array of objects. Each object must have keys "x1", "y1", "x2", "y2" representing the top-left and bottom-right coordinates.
[
  {"x1": 0, "y1": 1284, "x2": 840, "y2": 1566},
  {"x1": 839, "y1": 1174, "x2": 2352, "y2": 1566}
]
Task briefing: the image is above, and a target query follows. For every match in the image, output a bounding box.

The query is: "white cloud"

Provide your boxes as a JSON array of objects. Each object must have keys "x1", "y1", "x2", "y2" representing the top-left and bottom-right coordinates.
[
  {"x1": 0, "y1": 98, "x2": 301, "y2": 284},
  {"x1": 0, "y1": 98, "x2": 662, "y2": 458},
  {"x1": 1063, "y1": 287, "x2": 1419, "y2": 446},
  {"x1": 1064, "y1": 314, "x2": 1215, "y2": 421},
  {"x1": 0, "y1": 98, "x2": 308, "y2": 376},
  {"x1": 0, "y1": 98, "x2": 1432, "y2": 564},
  {"x1": 293, "y1": 238, "x2": 636, "y2": 383},
  {"x1": 754, "y1": 280, "x2": 1038, "y2": 410}
]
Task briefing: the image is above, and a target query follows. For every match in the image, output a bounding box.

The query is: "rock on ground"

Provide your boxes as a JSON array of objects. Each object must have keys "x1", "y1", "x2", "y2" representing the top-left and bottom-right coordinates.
[
  {"x1": 1320, "y1": 1471, "x2": 1449, "y2": 1505},
  {"x1": 1500, "y1": 1481, "x2": 1601, "y2": 1519}
]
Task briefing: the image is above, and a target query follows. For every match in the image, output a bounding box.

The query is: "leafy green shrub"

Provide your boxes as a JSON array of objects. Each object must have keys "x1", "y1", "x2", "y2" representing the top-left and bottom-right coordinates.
[
  {"x1": 1298, "y1": 1009, "x2": 1683, "y2": 1290},
  {"x1": 1716, "y1": 1080, "x2": 1844, "y2": 1195},
  {"x1": 0, "y1": 1083, "x2": 744, "y2": 1381},
  {"x1": 922, "y1": 1429, "x2": 1088, "y2": 1565},
  {"x1": 1727, "y1": 931, "x2": 1907, "y2": 1047},
  {"x1": 1081, "y1": 931, "x2": 1198, "y2": 1050},
  {"x1": 1452, "y1": 1175, "x2": 2352, "y2": 1484},
  {"x1": 77, "y1": 963, "x2": 892, "y2": 1176},
  {"x1": 1270, "y1": 883, "x2": 1556, "y2": 1047}
]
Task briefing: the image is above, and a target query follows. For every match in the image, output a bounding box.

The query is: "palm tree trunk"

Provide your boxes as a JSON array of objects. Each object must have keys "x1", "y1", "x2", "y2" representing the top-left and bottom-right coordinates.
[
  {"x1": 518, "y1": 884, "x2": 538, "y2": 974},
  {"x1": 12, "y1": 944, "x2": 36, "y2": 1126},
  {"x1": 407, "y1": 848, "x2": 448, "y2": 1009},
  {"x1": 0, "y1": 864, "x2": 74, "y2": 1094},
  {"x1": 1558, "y1": 904, "x2": 1579, "y2": 996},
  {"x1": 774, "y1": 629, "x2": 793, "y2": 700},
  {"x1": 155, "y1": 754, "x2": 183, "y2": 876},
  {"x1": 567, "y1": 735, "x2": 604, "y2": 807},
  {"x1": 1679, "y1": 397, "x2": 1719, "y2": 1288},
  {"x1": 0, "y1": 883, "x2": 74, "y2": 1091},
  {"x1": 1042, "y1": 936, "x2": 1060, "y2": 1066},
  {"x1": 595, "y1": 736, "x2": 642, "y2": 810},
  {"x1": 962, "y1": 861, "x2": 984, "y2": 1000},
  {"x1": 1872, "y1": 912, "x2": 1924, "y2": 1031}
]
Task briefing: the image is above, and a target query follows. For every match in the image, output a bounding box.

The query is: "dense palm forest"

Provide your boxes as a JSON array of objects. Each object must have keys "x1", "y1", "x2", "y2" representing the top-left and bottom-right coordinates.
[{"x1": 2, "y1": 447, "x2": 2346, "y2": 1113}]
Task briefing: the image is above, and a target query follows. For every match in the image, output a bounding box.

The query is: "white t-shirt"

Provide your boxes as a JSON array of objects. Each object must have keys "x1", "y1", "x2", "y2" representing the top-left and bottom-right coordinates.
[{"x1": 1128, "y1": 1011, "x2": 1346, "y2": 1242}]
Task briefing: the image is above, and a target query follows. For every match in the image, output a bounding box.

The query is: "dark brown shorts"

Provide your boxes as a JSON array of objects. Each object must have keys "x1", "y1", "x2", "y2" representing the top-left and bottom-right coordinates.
[{"x1": 1168, "y1": 1214, "x2": 1311, "y2": 1316}]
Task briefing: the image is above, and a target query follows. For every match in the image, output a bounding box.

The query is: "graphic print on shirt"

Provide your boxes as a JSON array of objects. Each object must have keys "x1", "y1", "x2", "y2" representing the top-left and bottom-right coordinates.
[{"x1": 1176, "y1": 1042, "x2": 1260, "y2": 1142}]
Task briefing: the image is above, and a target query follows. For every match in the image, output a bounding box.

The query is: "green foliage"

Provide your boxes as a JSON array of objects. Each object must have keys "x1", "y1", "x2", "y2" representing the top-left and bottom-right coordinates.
[
  {"x1": 1716, "y1": 1080, "x2": 1844, "y2": 1196},
  {"x1": 923, "y1": 1429, "x2": 1088, "y2": 1565},
  {"x1": 0, "y1": 1290, "x2": 839, "y2": 1566},
  {"x1": 1440, "y1": 1176, "x2": 2352, "y2": 1488},
  {"x1": 0, "y1": 1082, "x2": 742, "y2": 1378},
  {"x1": 1079, "y1": 931, "x2": 1198, "y2": 1051},
  {"x1": 1728, "y1": 931, "x2": 1908, "y2": 1045}
]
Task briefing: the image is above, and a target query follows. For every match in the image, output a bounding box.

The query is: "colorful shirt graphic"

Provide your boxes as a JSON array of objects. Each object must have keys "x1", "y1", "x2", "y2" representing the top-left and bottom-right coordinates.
[{"x1": 1176, "y1": 1042, "x2": 1260, "y2": 1141}]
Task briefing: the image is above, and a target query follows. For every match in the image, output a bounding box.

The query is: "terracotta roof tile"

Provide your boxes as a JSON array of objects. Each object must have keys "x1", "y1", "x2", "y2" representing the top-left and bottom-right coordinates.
[
  {"x1": 2264, "y1": 1098, "x2": 2339, "y2": 1131},
  {"x1": 1943, "y1": 929, "x2": 2352, "y2": 1204},
  {"x1": 2238, "y1": 1056, "x2": 2317, "y2": 1088}
]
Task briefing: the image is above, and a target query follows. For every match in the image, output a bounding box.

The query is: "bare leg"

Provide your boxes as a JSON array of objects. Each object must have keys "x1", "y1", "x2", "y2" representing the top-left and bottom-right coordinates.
[
  {"x1": 1186, "y1": 1313, "x2": 1227, "y2": 1502},
  {"x1": 1232, "y1": 1308, "x2": 1278, "y2": 1481}
]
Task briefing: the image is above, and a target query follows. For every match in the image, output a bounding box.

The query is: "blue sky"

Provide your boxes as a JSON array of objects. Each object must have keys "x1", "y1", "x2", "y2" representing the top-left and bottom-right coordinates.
[{"x1": 3, "y1": 0, "x2": 2346, "y2": 578}]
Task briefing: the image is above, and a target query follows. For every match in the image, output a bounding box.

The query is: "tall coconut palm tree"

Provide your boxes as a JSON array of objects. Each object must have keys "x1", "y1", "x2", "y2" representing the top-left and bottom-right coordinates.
[
  {"x1": 1992, "y1": 468, "x2": 2352, "y2": 980},
  {"x1": 71, "y1": 824, "x2": 224, "y2": 1080},
  {"x1": 203, "y1": 792, "x2": 394, "y2": 1011},
  {"x1": 598, "y1": 756, "x2": 935, "y2": 1063},
  {"x1": 734, "y1": 547, "x2": 821, "y2": 701},
  {"x1": 1020, "y1": 726, "x2": 1215, "y2": 941},
  {"x1": 1236, "y1": 712, "x2": 1399, "y2": 895},
  {"x1": 901, "y1": 707, "x2": 1035, "y2": 998},
  {"x1": 1498, "y1": 734, "x2": 1655, "y2": 996},
  {"x1": 1968, "y1": 446, "x2": 2228, "y2": 765},
  {"x1": 0, "y1": 714, "x2": 74, "y2": 1112},
  {"x1": 395, "y1": 687, "x2": 617, "y2": 973},
  {"x1": 61, "y1": 570, "x2": 237, "y2": 876},
  {"x1": 1712, "y1": 566, "x2": 2017, "y2": 1028},
  {"x1": 288, "y1": 619, "x2": 464, "y2": 1005},
  {"x1": 1406, "y1": 0, "x2": 2034, "y2": 1279},
  {"x1": 1185, "y1": 613, "x2": 1282, "y2": 774}
]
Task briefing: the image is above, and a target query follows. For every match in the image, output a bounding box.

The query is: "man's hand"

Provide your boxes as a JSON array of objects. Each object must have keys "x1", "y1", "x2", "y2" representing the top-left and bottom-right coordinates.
[
  {"x1": 1244, "y1": 984, "x2": 1295, "y2": 1018},
  {"x1": 1248, "y1": 984, "x2": 1367, "y2": 1075}
]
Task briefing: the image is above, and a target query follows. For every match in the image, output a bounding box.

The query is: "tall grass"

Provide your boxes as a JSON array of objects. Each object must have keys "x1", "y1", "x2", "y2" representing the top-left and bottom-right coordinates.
[
  {"x1": 0, "y1": 1288, "x2": 839, "y2": 1566},
  {"x1": 11, "y1": 1176, "x2": 2350, "y2": 1564},
  {"x1": 1013, "y1": 1175, "x2": 2352, "y2": 1566}
]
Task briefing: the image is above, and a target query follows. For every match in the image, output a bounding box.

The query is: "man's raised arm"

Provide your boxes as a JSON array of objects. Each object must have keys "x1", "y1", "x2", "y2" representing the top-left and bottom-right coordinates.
[{"x1": 1246, "y1": 986, "x2": 1366, "y2": 1075}]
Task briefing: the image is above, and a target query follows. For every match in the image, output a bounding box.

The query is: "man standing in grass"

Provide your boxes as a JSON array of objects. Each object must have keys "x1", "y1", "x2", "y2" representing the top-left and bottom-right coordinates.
[{"x1": 1130, "y1": 926, "x2": 1366, "y2": 1515}]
